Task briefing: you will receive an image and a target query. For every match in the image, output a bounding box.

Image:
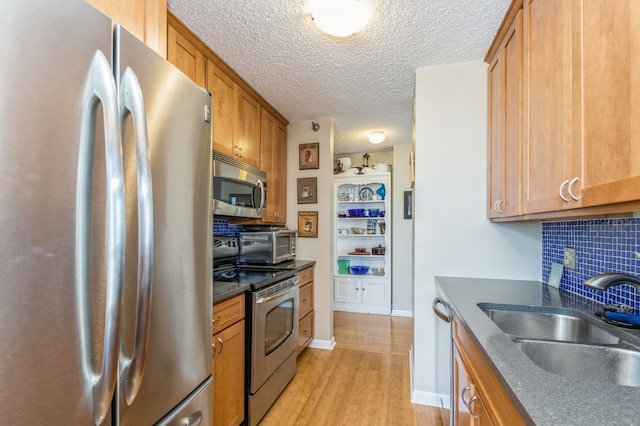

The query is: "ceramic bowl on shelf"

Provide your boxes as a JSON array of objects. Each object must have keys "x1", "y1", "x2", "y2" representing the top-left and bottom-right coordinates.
[
  {"x1": 368, "y1": 208, "x2": 380, "y2": 217},
  {"x1": 379, "y1": 210, "x2": 386, "y2": 217},
  {"x1": 351, "y1": 227, "x2": 365, "y2": 234},
  {"x1": 348, "y1": 208, "x2": 365, "y2": 217},
  {"x1": 350, "y1": 266, "x2": 369, "y2": 275},
  {"x1": 372, "y1": 267, "x2": 385, "y2": 276}
]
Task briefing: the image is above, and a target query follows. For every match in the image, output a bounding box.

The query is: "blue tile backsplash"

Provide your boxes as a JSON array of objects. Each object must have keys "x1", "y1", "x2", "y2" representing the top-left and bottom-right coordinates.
[
  {"x1": 542, "y1": 218, "x2": 640, "y2": 311},
  {"x1": 213, "y1": 219, "x2": 242, "y2": 236}
]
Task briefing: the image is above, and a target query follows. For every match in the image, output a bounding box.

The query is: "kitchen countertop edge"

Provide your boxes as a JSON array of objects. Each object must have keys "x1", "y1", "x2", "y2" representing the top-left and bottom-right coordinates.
[{"x1": 436, "y1": 276, "x2": 640, "y2": 426}]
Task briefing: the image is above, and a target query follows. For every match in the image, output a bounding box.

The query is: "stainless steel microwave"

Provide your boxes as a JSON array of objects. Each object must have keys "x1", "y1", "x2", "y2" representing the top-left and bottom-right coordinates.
[
  {"x1": 238, "y1": 229, "x2": 297, "y2": 265},
  {"x1": 212, "y1": 152, "x2": 266, "y2": 219}
]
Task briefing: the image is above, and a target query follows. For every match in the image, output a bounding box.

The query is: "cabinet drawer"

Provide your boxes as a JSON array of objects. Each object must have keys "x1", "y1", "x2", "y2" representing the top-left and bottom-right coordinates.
[
  {"x1": 297, "y1": 311, "x2": 314, "y2": 355},
  {"x1": 299, "y1": 282, "x2": 313, "y2": 319},
  {"x1": 213, "y1": 294, "x2": 245, "y2": 335},
  {"x1": 298, "y1": 266, "x2": 314, "y2": 286}
]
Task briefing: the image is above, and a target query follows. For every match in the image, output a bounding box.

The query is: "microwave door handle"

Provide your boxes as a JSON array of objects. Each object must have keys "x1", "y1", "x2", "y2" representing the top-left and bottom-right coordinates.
[{"x1": 257, "y1": 179, "x2": 265, "y2": 214}]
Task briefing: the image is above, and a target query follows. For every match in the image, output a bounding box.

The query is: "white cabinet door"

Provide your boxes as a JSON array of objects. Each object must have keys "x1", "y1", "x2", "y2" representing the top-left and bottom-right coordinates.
[
  {"x1": 361, "y1": 279, "x2": 389, "y2": 306},
  {"x1": 334, "y1": 277, "x2": 361, "y2": 304}
]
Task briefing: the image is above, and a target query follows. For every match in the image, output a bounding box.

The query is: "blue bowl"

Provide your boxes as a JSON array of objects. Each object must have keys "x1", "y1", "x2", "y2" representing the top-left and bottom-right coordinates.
[
  {"x1": 368, "y1": 208, "x2": 380, "y2": 217},
  {"x1": 348, "y1": 209, "x2": 365, "y2": 217},
  {"x1": 350, "y1": 266, "x2": 370, "y2": 275},
  {"x1": 379, "y1": 210, "x2": 386, "y2": 217}
]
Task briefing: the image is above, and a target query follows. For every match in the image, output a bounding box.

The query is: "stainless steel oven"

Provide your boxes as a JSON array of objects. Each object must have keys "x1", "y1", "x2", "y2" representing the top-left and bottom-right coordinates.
[{"x1": 248, "y1": 274, "x2": 299, "y2": 426}]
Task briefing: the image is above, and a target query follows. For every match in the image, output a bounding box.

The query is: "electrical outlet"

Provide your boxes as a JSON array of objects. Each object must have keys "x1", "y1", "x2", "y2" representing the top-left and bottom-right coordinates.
[{"x1": 564, "y1": 247, "x2": 577, "y2": 270}]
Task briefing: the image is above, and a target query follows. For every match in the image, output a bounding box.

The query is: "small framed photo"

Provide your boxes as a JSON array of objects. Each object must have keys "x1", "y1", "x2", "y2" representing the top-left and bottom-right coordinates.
[
  {"x1": 299, "y1": 143, "x2": 319, "y2": 170},
  {"x1": 297, "y1": 177, "x2": 317, "y2": 204},
  {"x1": 298, "y1": 211, "x2": 318, "y2": 238}
]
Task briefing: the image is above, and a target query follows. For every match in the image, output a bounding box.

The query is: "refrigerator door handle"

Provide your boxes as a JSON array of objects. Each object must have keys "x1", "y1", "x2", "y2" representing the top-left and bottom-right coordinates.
[
  {"x1": 76, "y1": 50, "x2": 125, "y2": 425},
  {"x1": 119, "y1": 67, "x2": 155, "y2": 406}
]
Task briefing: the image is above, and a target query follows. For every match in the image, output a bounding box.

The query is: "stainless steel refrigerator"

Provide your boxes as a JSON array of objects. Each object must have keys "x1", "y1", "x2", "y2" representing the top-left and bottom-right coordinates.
[{"x1": 0, "y1": 1, "x2": 213, "y2": 424}]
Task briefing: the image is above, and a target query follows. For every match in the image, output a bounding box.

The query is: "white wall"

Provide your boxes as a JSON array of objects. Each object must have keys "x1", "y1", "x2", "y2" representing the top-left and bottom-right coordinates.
[
  {"x1": 392, "y1": 145, "x2": 413, "y2": 315},
  {"x1": 286, "y1": 118, "x2": 335, "y2": 349},
  {"x1": 411, "y1": 61, "x2": 542, "y2": 405}
]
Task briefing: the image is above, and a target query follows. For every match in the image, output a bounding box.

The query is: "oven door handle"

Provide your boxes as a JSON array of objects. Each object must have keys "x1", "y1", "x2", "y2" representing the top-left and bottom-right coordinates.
[{"x1": 256, "y1": 284, "x2": 297, "y2": 304}]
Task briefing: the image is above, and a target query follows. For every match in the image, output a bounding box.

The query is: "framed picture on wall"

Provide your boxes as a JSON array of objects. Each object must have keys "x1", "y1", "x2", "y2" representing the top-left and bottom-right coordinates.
[
  {"x1": 299, "y1": 143, "x2": 319, "y2": 170},
  {"x1": 404, "y1": 191, "x2": 413, "y2": 219},
  {"x1": 297, "y1": 177, "x2": 317, "y2": 204},
  {"x1": 298, "y1": 211, "x2": 318, "y2": 237}
]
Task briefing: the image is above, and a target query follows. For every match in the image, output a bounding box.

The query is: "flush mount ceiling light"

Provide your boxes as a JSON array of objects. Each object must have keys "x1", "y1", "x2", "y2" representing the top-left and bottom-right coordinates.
[
  {"x1": 369, "y1": 131, "x2": 385, "y2": 144},
  {"x1": 306, "y1": 0, "x2": 372, "y2": 38}
]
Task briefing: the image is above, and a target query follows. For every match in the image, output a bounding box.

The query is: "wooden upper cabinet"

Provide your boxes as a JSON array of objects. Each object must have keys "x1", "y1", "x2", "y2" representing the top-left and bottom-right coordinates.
[
  {"x1": 234, "y1": 86, "x2": 261, "y2": 168},
  {"x1": 580, "y1": 0, "x2": 640, "y2": 207},
  {"x1": 522, "y1": 0, "x2": 580, "y2": 214},
  {"x1": 207, "y1": 60, "x2": 236, "y2": 158},
  {"x1": 85, "y1": 0, "x2": 167, "y2": 57},
  {"x1": 260, "y1": 107, "x2": 287, "y2": 223},
  {"x1": 167, "y1": 23, "x2": 205, "y2": 86},
  {"x1": 487, "y1": 10, "x2": 522, "y2": 218}
]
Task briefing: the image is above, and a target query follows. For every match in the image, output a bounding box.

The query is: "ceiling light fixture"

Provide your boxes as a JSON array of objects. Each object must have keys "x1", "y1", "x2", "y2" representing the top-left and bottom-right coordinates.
[
  {"x1": 369, "y1": 131, "x2": 385, "y2": 144},
  {"x1": 307, "y1": 0, "x2": 372, "y2": 38}
]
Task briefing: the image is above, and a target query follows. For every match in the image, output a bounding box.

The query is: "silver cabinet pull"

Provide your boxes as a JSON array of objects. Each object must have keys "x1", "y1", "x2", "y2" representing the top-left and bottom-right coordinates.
[
  {"x1": 217, "y1": 337, "x2": 224, "y2": 354},
  {"x1": 211, "y1": 342, "x2": 216, "y2": 360},
  {"x1": 559, "y1": 179, "x2": 570, "y2": 202},
  {"x1": 461, "y1": 385, "x2": 471, "y2": 406},
  {"x1": 76, "y1": 50, "x2": 124, "y2": 426},
  {"x1": 468, "y1": 395, "x2": 480, "y2": 418},
  {"x1": 432, "y1": 297, "x2": 451, "y2": 323},
  {"x1": 568, "y1": 177, "x2": 582, "y2": 201}
]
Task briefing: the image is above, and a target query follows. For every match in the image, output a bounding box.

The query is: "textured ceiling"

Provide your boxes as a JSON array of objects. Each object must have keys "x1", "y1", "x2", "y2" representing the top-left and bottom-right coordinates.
[{"x1": 168, "y1": 0, "x2": 510, "y2": 154}]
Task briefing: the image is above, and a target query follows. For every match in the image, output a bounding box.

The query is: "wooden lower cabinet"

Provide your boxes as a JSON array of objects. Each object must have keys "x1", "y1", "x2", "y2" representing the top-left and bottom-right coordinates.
[
  {"x1": 297, "y1": 266, "x2": 314, "y2": 355},
  {"x1": 452, "y1": 315, "x2": 525, "y2": 426},
  {"x1": 212, "y1": 294, "x2": 245, "y2": 426}
]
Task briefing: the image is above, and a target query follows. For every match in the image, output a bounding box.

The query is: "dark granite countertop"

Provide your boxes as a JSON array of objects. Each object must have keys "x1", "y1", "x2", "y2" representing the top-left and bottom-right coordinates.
[
  {"x1": 212, "y1": 260, "x2": 316, "y2": 305},
  {"x1": 436, "y1": 276, "x2": 640, "y2": 426}
]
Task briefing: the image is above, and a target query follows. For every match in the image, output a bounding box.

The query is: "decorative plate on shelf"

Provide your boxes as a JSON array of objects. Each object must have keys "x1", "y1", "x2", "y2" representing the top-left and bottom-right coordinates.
[{"x1": 359, "y1": 187, "x2": 373, "y2": 201}]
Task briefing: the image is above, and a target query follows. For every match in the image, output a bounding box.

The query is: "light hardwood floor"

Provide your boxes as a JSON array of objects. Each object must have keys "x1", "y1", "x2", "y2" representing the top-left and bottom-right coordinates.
[{"x1": 260, "y1": 312, "x2": 449, "y2": 425}]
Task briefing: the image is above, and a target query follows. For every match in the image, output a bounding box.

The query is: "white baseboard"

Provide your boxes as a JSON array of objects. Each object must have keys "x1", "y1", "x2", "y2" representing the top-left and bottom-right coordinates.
[
  {"x1": 307, "y1": 336, "x2": 336, "y2": 351},
  {"x1": 409, "y1": 346, "x2": 450, "y2": 409},
  {"x1": 391, "y1": 309, "x2": 413, "y2": 317}
]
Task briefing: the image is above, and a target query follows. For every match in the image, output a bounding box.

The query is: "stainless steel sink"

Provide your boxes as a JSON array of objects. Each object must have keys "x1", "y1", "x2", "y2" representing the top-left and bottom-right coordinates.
[
  {"x1": 480, "y1": 304, "x2": 620, "y2": 345},
  {"x1": 478, "y1": 303, "x2": 640, "y2": 387},
  {"x1": 514, "y1": 339, "x2": 640, "y2": 387}
]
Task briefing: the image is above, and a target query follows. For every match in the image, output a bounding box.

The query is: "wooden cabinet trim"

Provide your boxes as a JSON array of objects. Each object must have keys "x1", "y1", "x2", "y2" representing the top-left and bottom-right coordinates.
[
  {"x1": 485, "y1": 0, "x2": 524, "y2": 63},
  {"x1": 167, "y1": 12, "x2": 288, "y2": 126}
]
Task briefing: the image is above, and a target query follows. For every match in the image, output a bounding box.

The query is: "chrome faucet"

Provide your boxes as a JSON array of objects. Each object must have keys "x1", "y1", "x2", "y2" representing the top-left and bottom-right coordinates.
[{"x1": 584, "y1": 273, "x2": 640, "y2": 291}]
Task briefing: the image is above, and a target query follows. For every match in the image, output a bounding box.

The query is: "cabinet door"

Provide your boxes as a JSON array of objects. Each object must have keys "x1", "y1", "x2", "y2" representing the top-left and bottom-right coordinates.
[
  {"x1": 235, "y1": 86, "x2": 261, "y2": 168},
  {"x1": 361, "y1": 279, "x2": 389, "y2": 306},
  {"x1": 334, "y1": 278, "x2": 361, "y2": 304},
  {"x1": 298, "y1": 311, "x2": 314, "y2": 355},
  {"x1": 580, "y1": 1, "x2": 640, "y2": 207},
  {"x1": 259, "y1": 108, "x2": 287, "y2": 223},
  {"x1": 488, "y1": 10, "x2": 522, "y2": 218},
  {"x1": 213, "y1": 320, "x2": 245, "y2": 426},
  {"x1": 522, "y1": 0, "x2": 580, "y2": 213},
  {"x1": 85, "y1": 0, "x2": 166, "y2": 56},
  {"x1": 207, "y1": 60, "x2": 236, "y2": 157},
  {"x1": 453, "y1": 346, "x2": 472, "y2": 425},
  {"x1": 167, "y1": 23, "x2": 205, "y2": 86}
]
